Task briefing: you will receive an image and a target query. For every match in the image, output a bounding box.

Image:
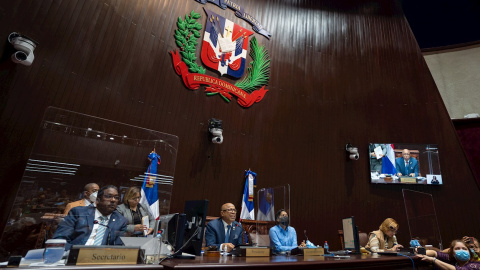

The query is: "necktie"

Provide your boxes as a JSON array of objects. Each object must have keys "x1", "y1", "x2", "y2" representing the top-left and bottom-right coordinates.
[
  {"x1": 405, "y1": 162, "x2": 409, "y2": 175},
  {"x1": 225, "y1": 225, "x2": 231, "y2": 243},
  {"x1": 93, "y1": 216, "x2": 108, "y2": 246}
]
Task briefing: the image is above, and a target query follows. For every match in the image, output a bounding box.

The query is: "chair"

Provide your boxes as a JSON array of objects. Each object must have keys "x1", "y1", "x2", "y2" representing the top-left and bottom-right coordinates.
[{"x1": 338, "y1": 230, "x2": 369, "y2": 250}]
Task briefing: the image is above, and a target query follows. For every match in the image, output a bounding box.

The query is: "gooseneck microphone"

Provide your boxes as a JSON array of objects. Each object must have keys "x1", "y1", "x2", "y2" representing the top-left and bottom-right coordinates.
[{"x1": 304, "y1": 230, "x2": 309, "y2": 241}]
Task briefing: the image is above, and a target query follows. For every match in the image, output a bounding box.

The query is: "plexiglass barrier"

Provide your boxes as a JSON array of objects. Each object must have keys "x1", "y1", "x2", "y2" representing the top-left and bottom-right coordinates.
[
  {"x1": 249, "y1": 185, "x2": 290, "y2": 246},
  {"x1": 402, "y1": 189, "x2": 443, "y2": 249},
  {"x1": 0, "y1": 107, "x2": 179, "y2": 260}
]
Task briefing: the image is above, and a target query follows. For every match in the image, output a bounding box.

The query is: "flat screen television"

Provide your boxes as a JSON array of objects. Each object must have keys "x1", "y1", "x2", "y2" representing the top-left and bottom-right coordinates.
[
  {"x1": 342, "y1": 217, "x2": 360, "y2": 253},
  {"x1": 369, "y1": 143, "x2": 442, "y2": 185}
]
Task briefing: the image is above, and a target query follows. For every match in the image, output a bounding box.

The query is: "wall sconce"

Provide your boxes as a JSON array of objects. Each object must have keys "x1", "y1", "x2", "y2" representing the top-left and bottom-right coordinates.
[
  {"x1": 8, "y1": 32, "x2": 39, "y2": 66},
  {"x1": 346, "y1": 143, "x2": 359, "y2": 160},
  {"x1": 208, "y1": 118, "x2": 223, "y2": 144}
]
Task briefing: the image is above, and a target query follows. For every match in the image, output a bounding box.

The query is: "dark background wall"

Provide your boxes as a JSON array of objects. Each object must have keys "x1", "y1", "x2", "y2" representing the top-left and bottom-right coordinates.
[{"x1": 1, "y1": 0, "x2": 479, "y2": 253}]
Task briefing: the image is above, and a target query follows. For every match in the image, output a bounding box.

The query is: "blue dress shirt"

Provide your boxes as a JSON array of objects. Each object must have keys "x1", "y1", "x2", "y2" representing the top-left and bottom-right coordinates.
[{"x1": 269, "y1": 225, "x2": 298, "y2": 253}]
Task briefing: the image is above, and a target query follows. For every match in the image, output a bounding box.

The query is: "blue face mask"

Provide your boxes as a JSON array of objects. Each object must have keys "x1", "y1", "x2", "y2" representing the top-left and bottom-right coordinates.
[{"x1": 455, "y1": 250, "x2": 470, "y2": 261}]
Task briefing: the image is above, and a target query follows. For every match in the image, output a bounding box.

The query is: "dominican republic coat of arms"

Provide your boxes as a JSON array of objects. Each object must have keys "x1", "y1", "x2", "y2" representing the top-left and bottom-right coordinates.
[{"x1": 170, "y1": 8, "x2": 270, "y2": 108}]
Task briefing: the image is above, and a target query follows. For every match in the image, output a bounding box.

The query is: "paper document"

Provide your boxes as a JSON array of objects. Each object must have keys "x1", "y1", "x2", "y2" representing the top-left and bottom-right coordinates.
[
  {"x1": 374, "y1": 146, "x2": 383, "y2": 159},
  {"x1": 142, "y1": 216, "x2": 149, "y2": 236}
]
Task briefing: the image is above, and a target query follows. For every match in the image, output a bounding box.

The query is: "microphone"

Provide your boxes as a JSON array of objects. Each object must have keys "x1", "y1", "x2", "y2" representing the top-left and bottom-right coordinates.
[
  {"x1": 94, "y1": 220, "x2": 111, "y2": 245},
  {"x1": 304, "y1": 230, "x2": 309, "y2": 241}
]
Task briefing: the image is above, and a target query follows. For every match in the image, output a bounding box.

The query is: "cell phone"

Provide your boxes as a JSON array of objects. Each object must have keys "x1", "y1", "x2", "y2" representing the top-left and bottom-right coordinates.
[{"x1": 469, "y1": 237, "x2": 475, "y2": 244}]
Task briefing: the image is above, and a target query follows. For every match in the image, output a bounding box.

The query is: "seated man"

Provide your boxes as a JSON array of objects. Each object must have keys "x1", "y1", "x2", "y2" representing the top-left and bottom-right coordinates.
[
  {"x1": 395, "y1": 149, "x2": 419, "y2": 177},
  {"x1": 205, "y1": 203, "x2": 243, "y2": 252},
  {"x1": 64, "y1": 183, "x2": 99, "y2": 215},
  {"x1": 53, "y1": 185, "x2": 127, "y2": 250},
  {"x1": 269, "y1": 209, "x2": 306, "y2": 254}
]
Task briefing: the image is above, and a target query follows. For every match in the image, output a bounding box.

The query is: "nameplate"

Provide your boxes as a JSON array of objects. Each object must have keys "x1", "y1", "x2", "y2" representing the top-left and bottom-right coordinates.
[
  {"x1": 400, "y1": 177, "x2": 416, "y2": 183},
  {"x1": 303, "y1": 248, "x2": 324, "y2": 256},
  {"x1": 67, "y1": 246, "x2": 142, "y2": 265},
  {"x1": 245, "y1": 248, "x2": 271, "y2": 257}
]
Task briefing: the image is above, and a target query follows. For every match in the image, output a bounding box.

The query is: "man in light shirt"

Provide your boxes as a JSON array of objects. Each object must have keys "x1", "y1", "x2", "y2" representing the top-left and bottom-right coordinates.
[{"x1": 53, "y1": 185, "x2": 127, "y2": 250}]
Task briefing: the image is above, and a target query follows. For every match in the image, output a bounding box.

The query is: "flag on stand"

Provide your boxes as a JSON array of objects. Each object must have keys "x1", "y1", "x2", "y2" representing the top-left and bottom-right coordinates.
[
  {"x1": 240, "y1": 170, "x2": 256, "y2": 221},
  {"x1": 382, "y1": 144, "x2": 397, "y2": 175},
  {"x1": 257, "y1": 187, "x2": 275, "y2": 221},
  {"x1": 140, "y1": 151, "x2": 160, "y2": 220}
]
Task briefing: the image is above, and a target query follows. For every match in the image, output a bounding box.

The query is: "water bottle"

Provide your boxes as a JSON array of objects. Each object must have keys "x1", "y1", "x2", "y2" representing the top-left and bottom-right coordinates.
[{"x1": 324, "y1": 241, "x2": 329, "y2": 253}]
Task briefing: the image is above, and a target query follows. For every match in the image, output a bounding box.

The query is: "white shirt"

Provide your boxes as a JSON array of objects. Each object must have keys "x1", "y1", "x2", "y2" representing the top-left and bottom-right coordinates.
[
  {"x1": 83, "y1": 198, "x2": 95, "y2": 207},
  {"x1": 84, "y1": 209, "x2": 112, "y2": 245}
]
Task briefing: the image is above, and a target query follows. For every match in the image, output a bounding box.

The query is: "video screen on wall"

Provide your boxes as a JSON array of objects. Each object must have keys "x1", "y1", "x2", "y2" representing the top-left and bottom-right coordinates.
[{"x1": 369, "y1": 143, "x2": 442, "y2": 185}]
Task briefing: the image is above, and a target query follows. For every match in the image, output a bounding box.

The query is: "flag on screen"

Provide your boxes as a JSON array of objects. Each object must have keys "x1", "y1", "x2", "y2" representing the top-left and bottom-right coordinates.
[
  {"x1": 240, "y1": 170, "x2": 256, "y2": 221},
  {"x1": 140, "y1": 151, "x2": 160, "y2": 220},
  {"x1": 382, "y1": 144, "x2": 396, "y2": 175},
  {"x1": 257, "y1": 187, "x2": 275, "y2": 221}
]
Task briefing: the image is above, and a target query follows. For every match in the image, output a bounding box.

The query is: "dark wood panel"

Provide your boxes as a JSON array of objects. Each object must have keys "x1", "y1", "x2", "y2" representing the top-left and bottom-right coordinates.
[{"x1": 0, "y1": 0, "x2": 479, "y2": 259}]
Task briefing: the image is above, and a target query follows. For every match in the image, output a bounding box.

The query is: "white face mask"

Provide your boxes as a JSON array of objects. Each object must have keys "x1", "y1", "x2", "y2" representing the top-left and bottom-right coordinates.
[{"x1": 89, "y1": 191, "x2": 98, "y2": 203}]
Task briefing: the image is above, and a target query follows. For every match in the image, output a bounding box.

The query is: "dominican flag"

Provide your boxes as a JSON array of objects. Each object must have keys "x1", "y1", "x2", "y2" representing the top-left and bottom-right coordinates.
[
  {"x1": 140, "y1": 151, "x2": 160, "y2": 220},
  {"x1": 382, "y1": 144, "x2": 397, "y2": 175},
  {"x1": 201, "y1": 8, "x2": 253, "y2": 78},
  {"x1": 257, "y1": 188, "x2": 275, "y2": 221},
  {"x1": 240, "y1": 170, "x2": 256, "y2": 221}
]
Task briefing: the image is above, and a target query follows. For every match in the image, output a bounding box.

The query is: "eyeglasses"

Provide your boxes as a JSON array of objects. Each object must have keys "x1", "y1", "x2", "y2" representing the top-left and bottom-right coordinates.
[
  {"x1": 389, "y1": 226, "x2": 398, "y2": 233},
  {"x1": 130, "y1": 196, "x2": 141, "y2": 201},
  {"x1": 222, "y1": 208, "x2": 237, "y2": 213},
  {"x1": 103, "y1": 194, "x2": 120, "y2": 201}
]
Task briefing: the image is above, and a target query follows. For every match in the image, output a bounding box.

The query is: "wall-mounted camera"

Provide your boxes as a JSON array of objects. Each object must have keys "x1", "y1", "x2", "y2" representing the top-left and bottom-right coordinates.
[
  {"x1": 8, "y1": 32, "x2": 39, "y2": 66},
  {"x1": 346, "y1": 143, "x2": 359, "y2": 160},
  {"x1": 208, "y1": 118, "x2": 223, "y2": 144}
]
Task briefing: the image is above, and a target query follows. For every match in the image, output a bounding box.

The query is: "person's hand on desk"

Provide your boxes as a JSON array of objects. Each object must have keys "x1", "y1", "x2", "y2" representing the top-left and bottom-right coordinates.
[
  {"x1": 391, "y1": 244, "x2": 404, "y2": 251},
  {"x1": 221, "y1": 243, "x2": 235, "y2": 252},
  {"x1": 397, "y1": 173, "x2": 402, "y2": 177},
  {"x1": 409, "y1": 173, "x2": 415, "y2": 177},
  {"x1": 416, "y1": 254, "x2": 434, "y2": 263},
  {"x1": 299, "y1": 240, "x2": 306, "y2": 248}
]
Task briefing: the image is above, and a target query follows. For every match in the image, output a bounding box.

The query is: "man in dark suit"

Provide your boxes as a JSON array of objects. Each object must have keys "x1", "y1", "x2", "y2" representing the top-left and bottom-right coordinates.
[
  {"x1": 205, "y1": 203, "x2": 243, "y2": 252},
  {"x1": 53, "y1": 185, "x2": 127, "y2": 250},
  {"x1": 395, "y1": 149, "x2": 419, "y2": 177}
]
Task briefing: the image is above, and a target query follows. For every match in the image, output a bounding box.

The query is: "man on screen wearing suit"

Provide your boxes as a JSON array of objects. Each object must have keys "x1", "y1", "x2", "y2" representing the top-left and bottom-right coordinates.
[
  {"x1": 205, "y1": 203, "x2": 244, "y2": 252},
  {"x1": 395, "y1": 149, "x2": 419, "y2": 177},
  {"x1": 63, "y1": 183, "x2": 99, "y2": 215},
  {"x1": 53, "y1": 185, "x2": 127, "y2": 250}
]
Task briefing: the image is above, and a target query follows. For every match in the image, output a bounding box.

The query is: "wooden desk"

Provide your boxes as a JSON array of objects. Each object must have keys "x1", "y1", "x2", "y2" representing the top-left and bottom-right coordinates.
[{"x1": 161, "y1": 254, "x2": 429, "y2": 270}]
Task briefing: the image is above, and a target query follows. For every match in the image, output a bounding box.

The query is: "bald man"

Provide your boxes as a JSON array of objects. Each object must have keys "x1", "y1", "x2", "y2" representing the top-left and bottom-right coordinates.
[
  {"x1": 63, "y1": 183, "x2": 99, "y2": 215},
  {"x1": 205, "y1": 203, "x2": 244, "y2": 252},
  {"x1": 395, "y1": 149, "x2": 419, "y2": 177}
]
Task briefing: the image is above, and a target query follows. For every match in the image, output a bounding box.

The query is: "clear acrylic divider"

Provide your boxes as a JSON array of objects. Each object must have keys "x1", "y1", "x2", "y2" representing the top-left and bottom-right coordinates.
[
  {"x1": 402, "y1": 189, "x2": 443, "y2": 249},
  {"x1": 251, "y1": 185, "x2": 290, "y2": 247},
  {"x1": 0, "y1": 107, "x2": 179, "y2": 260}
]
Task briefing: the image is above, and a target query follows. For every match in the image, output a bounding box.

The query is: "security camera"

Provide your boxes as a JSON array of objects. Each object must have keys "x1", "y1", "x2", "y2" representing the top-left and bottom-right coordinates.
[
  {"x1": 8, "y1": 32, "x2": 39, "y2": 66},
  {"x1": 346, "y1": 143, "x2": 359, "y2": 160},
  {"x1": 208, "y1": 118, "x2": 223, "y2": 144}
]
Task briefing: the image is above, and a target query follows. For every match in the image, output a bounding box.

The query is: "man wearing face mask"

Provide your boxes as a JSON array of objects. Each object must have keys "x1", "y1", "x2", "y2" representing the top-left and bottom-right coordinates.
[
  {"x1": 205, "y1": 203, "x2": 244, "y2": 253},
  {"x1": 269, "y1": 209, "x2": 306, "y2": 254},
  {"x1": 63, "y1": 183, "x2": 99, "y2": 215},
  {"x1": 417, "y1": 239, "x2": 480, "y2": 269}
]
